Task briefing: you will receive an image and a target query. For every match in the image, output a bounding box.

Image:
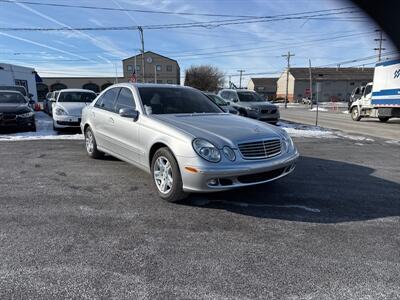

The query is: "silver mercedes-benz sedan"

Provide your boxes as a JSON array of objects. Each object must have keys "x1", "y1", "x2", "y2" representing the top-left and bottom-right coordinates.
[{"x1": 81, "y1": 83, "x2": 299, "y2": 202}]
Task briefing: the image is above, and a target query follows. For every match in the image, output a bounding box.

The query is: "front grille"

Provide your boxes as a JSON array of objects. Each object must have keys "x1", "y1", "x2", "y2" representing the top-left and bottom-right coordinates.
[
  {"x1": 261, "y1": 109, "x2": 269, "y2": 114},
  {"x1": 238, "y1": 139, "x2": 281, "y2": 159},
  {"x1": 270, "y1": 109, "x2": 277, "y2": 114},
  {"x1": 2, "y1": 114, "x2": 16, "y2": 120}
]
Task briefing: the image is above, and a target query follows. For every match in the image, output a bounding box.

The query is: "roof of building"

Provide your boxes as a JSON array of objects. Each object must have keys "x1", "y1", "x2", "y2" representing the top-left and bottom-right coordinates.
[
  {"x1": 249, "y1": 77, "x2": 278, "y2": 88},
  {"x1": 123, "y1": 51, "x2": 178, "y2": 64},
  {"x1": 289, "y1": 67, "x2": 374, "y2": 81}
]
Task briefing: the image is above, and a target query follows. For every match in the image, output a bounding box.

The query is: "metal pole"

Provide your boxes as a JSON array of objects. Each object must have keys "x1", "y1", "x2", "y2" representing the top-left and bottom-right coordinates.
[
  {"x1": 315, "y1": 82, "x2": 320, "y2": 126},
  {"x1": 309, "y1": 59, "x2": 313, "y2": 109},
  {"x1": 138, "y1": 26, "x2": 145, "y2": 82}
]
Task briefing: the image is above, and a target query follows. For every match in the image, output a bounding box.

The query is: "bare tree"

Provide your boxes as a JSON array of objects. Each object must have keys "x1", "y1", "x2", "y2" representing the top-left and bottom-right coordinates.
[{"x1": 184, "y1": 65, "x2": 225, "y2": 91}]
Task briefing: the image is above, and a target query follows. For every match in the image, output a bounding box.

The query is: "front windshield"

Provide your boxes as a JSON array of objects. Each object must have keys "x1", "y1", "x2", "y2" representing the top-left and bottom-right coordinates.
[
  {"x1": 208, "y1": 94, "x2": 227, "y2": 106},
  {"x1": 0, "y1": 92, "x2": 27, "y2": 104},
  {"x1": 58, "y1": 92, "x2": 96, "y2": 103},
  {"x1": 237, "y1": 91, "x2": 265, "y2": 102},
  {"x1": 138, "y1": 87, "x2": 223, "y2": 114},
  {"x1": 0, "y1": 86, "x2": 27, "y2": 96}
]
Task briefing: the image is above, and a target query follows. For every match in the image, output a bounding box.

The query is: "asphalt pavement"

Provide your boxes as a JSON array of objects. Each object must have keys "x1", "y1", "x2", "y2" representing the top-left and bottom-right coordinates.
[
  {"x1": 0, "y1": 137, "x2": 399, "y2": 299},
  {"x1": 280, "y1": 106, "x2": 400, "y2": 140}
]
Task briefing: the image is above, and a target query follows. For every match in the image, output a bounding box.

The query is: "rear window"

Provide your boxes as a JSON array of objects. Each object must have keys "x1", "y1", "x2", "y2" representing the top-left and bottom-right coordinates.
[
  {"x1": 237, "y1": 92, "x2": 265, "y2": 102},
  {"x1": 0, "y1": 86, "x2": 27, "y2": 96}
]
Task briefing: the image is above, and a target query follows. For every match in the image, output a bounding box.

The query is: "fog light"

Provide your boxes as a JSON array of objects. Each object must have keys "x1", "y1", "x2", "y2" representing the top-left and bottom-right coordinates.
[{"x1": 208, "y1": 178, "x2": 219, "y2": 186}]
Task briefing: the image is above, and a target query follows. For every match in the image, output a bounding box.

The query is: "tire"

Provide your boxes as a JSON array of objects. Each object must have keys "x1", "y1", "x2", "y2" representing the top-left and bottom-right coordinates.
[
  {"x1": 378, "y1": 116, "x2": 390, "y2": 122},
  {"x1": 151, "y1": 147, "x2": 187, "y2": 203},
  {"x1": 238, "y1": 109, "x2": 247, "y2": 117},
  {"x1": 84, "y1": 127, "x2": 104, "y2": 159},
  {"x1": 351, "y1": 107, "x2": 361, "y2": 121}
]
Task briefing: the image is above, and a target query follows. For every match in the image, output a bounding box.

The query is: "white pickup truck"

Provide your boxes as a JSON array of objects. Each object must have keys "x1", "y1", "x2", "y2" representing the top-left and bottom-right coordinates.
[{"x1": 350, "y1": 59, "x2": 400, "y2": 122}]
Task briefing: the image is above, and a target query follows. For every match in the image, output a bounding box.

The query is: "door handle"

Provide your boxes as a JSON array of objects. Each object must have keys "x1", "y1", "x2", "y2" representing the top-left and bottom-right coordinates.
[{"x1": 109, "y1": 117, "x2": 114, "y2": 124}]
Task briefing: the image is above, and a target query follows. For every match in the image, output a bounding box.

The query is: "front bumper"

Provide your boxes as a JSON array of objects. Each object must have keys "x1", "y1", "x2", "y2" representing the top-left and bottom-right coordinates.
[
  {"x1": 0, "y1": 115, "x2": 35, "y2": 130},
  {"x1": 53, "y1": 115, "x2": 81, "y2": 128},
  {"x1": 180, "y1": 150, "x2": 299, "y2": 192},
  {"x1": 247, "y1": 110, "x2": 280, "y2": 123}
]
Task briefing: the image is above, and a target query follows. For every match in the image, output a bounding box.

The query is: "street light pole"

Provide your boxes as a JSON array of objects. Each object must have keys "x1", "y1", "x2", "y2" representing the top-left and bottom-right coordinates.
[{"x1": 138, "y1": 26, "x2": 145, "y2": 82}]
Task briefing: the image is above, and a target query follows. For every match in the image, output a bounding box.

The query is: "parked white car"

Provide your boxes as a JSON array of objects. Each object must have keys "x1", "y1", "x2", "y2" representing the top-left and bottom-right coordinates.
[{"x1": 52, "y1": 89, "x2": 97, "y2": 130}]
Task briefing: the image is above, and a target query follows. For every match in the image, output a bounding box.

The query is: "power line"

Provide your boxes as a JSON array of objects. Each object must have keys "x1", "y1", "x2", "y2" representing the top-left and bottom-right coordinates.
[
  {"x1": 0, "y1": 0, "x2": 357, "y2": 19},
  {"x1": 0, "y1": 10, "x2": 361, "y2": 31}
]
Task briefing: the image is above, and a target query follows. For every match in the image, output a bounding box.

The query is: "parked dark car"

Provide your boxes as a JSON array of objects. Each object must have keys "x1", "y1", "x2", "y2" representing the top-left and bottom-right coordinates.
[
  {"x1": 0, "y1": 90, "x2": 36, "y2": 132},
  {"x1": 203, "y1": 92, "x2": 239, "y2": 115}
]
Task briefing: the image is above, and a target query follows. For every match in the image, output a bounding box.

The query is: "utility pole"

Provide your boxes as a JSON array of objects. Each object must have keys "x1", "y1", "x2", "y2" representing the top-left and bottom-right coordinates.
[
  {"x1": 154, "y1": 65, "x2": 157, "y2": 83},
  {"x1": 309, "y1": 58, "x2": 313, "y2": 109},
  {"x1": 374, "y1": 29, "x2": 386, "y2": 62},
  {"x1": 237, "y1": 70, "x2": 245, "y2": 89},
  {"x1": 228, "y1": 75, "x2": 232, "y2": 88},
  {"x1": 282, "y1": 51, "x2": 295, "y2": 109},
  {"x1": 138, "y1": 26, "x2": 145, "y2": 82}
]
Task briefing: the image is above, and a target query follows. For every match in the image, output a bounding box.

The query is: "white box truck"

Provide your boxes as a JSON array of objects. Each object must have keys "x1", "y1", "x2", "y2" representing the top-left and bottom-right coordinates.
[
  {"x1": 0, "y1": 63, "x2": 38, "y2": 101},
  {"x1": 350, "y1": 59, "x2": 400, "y2": 122}
]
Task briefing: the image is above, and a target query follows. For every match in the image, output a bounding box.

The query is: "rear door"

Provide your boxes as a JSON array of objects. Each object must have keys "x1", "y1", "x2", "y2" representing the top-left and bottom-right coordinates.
[
  {"x1": 91, "y1": 87, "x2": 119, "y2": 151},
  {"x1": 109, "y1": 87, "x2": 141, "y2": 163}
]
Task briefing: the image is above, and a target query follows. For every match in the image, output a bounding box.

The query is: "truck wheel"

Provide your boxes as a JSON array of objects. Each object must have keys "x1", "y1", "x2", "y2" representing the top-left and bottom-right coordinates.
[
  {"x1": 151, "y1": 147, "x2": 188, "y2": 203},
  {"x1": 378, "y1": 116, "x2": 390, "y2": 122},
  {"x1": 351, "y1": 107, "x2": 361, "y2": 121}
]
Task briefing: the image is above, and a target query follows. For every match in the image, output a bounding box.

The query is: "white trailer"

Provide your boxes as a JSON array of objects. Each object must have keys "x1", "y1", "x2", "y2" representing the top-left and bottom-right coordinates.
[
  {"x1": 0, "y1": 63, "x2": 38, "y2": 101},
  {"x1": 350, "y1": 59, "x2": 400, "y2": 122}
]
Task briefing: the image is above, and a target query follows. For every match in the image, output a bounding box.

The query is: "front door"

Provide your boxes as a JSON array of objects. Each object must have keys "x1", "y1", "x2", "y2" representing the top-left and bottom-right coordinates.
[{"x1": 109, "y1": 87, "x2": 141, "y2": 163}]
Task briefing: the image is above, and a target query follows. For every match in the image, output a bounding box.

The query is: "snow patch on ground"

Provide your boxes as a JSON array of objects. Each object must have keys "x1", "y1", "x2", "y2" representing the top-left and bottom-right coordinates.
[
  {"x1": 335, "y1": 132, "x2": 374, "y2": 142},
  {"x1": 309, "y1": 107, "x2": 328, "y2": 112},
  {"x1": 0, "y1": 112, "x2": 83, "y2": 141},
  {"x1": 278, "y1": 121, "x2": 336, "y2": 138},
  {"x1": 385, "y1": 140, "x2": 400, "y2": 146},
  {"x1": 342, "y1": 110, "x2": 350, "y2": 114}
]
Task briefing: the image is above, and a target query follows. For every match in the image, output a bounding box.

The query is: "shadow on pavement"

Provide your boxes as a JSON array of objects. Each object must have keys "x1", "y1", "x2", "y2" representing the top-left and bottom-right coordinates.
[{"x1": 183, "y1": 156, "x2": 400, "y2": 223}]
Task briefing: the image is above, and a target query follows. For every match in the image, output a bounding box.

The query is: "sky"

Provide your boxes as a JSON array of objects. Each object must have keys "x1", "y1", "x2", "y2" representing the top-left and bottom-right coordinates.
[{"x1": 0, "y1": 0, "x2": 396, "y2": 86}]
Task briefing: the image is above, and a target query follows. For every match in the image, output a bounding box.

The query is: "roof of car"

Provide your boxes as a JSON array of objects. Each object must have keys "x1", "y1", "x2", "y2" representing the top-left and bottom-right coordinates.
[
  {"x1": 109, "y1": 83, "x2": 188, "y2": 89},
  {"x1": 0, "y1": 90, "x2": 24, "y2": 94},
  {"x1": 220, "y1": 89, "x2": 252, "y2": 93},
  {"x1": 58, "y1": 88, "x2": 97, "y2": 93}
]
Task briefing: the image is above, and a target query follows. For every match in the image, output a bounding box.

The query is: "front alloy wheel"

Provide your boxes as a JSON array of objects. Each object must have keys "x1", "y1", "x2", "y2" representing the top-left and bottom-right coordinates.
[{"x1": 151, "y1": 148, "x2": 187, "y2": 202}]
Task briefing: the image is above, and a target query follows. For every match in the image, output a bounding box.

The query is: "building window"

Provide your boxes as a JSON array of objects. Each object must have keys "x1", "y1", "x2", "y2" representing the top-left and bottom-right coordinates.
[
  {"x1": 127, "y1": 65, "x2": 133, "y2": 72},
  {"x1": 350, "y1": 82, "x2": 355, "y2": 86},
  {"x1": 148, "y1": 80, "x2": 155, "y2": 84},
  {"x1": 166, "y1": 65, "x2": 172, "y2": 72},
  {"x1": 157, "y1": 80, "x2": 163, "y2": 84},
  {"x1": 136, "y1": 65, "x2": 141, "y2": 72},
  {"x1": 156, "y1": 65, "x2": 162, "y2": 71},
  {"x1": 167, "y1": 80, "x2": 173, "y2": 84},
  {"x1": 257, "y1": 87, "x2": 265, "y2": 91}
]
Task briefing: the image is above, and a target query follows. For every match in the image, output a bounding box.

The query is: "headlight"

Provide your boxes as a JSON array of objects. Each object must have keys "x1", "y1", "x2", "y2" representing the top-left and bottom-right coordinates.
[
  {"x1": 55, "y1": 107, "x2": 68, "y2": 116},
  {"x1": 282, "y1": 133, "x2": 294, "y2": 153},
  {"x1": 245, "y1": 106, "x2": 259, "y2": 112},
  {"x1": 222, "y1": 146, "x2": 236, "y2": 161},
  {"x1": 192, "y1": 138, "x2": 221, "y2": 163},
  {"x1": 18, "y1": 111, "x2": 34, "y2": 118}
]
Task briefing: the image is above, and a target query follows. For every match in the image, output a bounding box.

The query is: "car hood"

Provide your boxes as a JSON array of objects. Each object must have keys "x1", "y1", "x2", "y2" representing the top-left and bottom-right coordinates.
[
  {"x1": 0, "y1": 103, "x2": 31, "y2": 114},
  {"x1": 151, "y1": 113, "x2": 282, "y2": 148},
  {"x1": 57, "y1": 102, "x2": 90, "y2": 116},
  {"x1": 237, "y1": 102, "x2": 277, "y2": 109}
]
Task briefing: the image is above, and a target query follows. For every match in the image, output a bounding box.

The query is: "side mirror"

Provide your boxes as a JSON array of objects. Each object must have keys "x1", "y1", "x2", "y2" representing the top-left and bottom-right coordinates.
[
  {"x1": 232, "y1": 99, "x2": 238, "y2": 103},
  {"x1": 29, "y1": 100, "x2": 35, "y2": 105},
  {"x1": 29, "y1": 93, "x2": 34, "y2": 99},
  {"x1": 119, "y1": 107, "x2": 139, "y2": 121}
]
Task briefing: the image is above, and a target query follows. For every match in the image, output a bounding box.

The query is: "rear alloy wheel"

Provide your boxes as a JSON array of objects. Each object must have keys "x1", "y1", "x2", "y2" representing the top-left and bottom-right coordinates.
[
  {"x1": 378, "y1": 116, "x2": 390, "y2": 122},
  {"x1": 151, "y1": 148, "x2": 187, "y2": 202},
  {"x1": 351, "y1": 107, "x2": 361, "y2": 121},
  {"x1": 84, "y1": 127, "x2": 103, "y2": 159}
]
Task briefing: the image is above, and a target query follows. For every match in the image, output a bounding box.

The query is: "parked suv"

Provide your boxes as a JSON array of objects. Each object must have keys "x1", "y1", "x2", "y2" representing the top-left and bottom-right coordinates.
[{"x1": 218, "y1": 89, "x2": 280, "y2": 124}]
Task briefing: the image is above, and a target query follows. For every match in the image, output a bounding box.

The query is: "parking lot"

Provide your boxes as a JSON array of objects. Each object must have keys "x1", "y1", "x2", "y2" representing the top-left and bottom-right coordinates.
[{"x1": 1, "y1": 132, "x2": 399, "y2": 299}]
